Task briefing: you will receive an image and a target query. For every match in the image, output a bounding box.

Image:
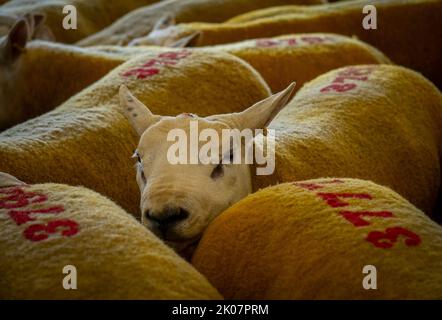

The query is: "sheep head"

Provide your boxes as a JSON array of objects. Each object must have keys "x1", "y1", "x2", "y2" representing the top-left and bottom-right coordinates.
[
  {"x1": 128, "y1": 14, "x2": 201, "y2": 48},
  {"x1": 119, "y1": 83, "x2": 295, "y2": 252}
]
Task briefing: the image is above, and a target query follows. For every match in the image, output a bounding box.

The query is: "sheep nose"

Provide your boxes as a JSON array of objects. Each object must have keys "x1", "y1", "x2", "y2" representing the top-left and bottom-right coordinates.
[{"x1": 145, "y1": 207, "x2": 189, "y2": 232}]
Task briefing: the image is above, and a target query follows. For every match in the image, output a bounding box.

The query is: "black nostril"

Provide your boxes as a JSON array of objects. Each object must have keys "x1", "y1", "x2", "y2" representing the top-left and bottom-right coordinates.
[{"x1": 146, "y1": 207, "x2": 189, "y2": 227}]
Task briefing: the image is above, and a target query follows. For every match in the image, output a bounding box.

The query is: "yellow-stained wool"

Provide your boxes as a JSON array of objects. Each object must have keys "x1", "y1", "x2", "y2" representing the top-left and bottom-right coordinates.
[
  {"x1": 1, "y1": 33, "x2": 389, "y2": 130},
  {"x1": 192, "y1": 178, "x2": 442, "y2": 299},
  {"x1": 205, "y1": 33, "x2": 390, "y2": 92},
  {"x1": 252, "y1": 65, "x2": 442, "y2": 216},
  {"x1": 165, "y1": 0, "x2": 442, "y2": 88},
  {"x1": 77, "y1": 0, "x2": 325, "y2": 46},
  {"x1": 0, "y1": 172, "x2": 221, "y2": 299},
  {"x1": 0, "y1": 0, "x2": 161, "y2": 43},
  {"x1": 0, "y1": 50, "x2": 270, "y2": 216},
  {"x1": 0, "y1": 40, "x2": 124, "y2": 130}
]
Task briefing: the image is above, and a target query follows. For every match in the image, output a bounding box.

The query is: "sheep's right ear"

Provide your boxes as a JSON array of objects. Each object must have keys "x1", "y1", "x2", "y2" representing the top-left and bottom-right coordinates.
[
  {"x1": 1, "y1": 18, "x2": 28, "y2": 62},
  {"x1": 119, "y1": 85, "x2": 161, "y2": 136},
  {"x1": 0, "y1": 172, "x2": 26, "y2": 187}
]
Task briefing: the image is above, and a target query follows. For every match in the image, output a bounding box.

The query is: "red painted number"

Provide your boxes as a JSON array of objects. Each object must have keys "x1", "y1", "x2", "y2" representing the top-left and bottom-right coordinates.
[
  {"x1": 339, "y1": 210, "x2": 394, "y2": 227},
  {"x1": 366, "y1": 227, "x2": 421, "y2": 249},
  {"x1": 317, "y1": 192, "x2": 372, "y2": 208},
  {"x1": 24, "y1": 219, "x2": 79, "y2": 242}
]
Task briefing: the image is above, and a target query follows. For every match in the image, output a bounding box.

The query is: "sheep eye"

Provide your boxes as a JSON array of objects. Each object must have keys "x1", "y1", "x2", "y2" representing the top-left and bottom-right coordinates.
[
  {"x1": 132, "y1": 150, "x2": 142, "y2": 163},
  {"x1": 211, "y1": 163, "x2": 224, "y2": 180}
]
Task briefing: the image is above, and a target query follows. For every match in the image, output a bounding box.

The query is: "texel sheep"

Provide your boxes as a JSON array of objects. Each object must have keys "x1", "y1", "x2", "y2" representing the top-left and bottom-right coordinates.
[
  {"x1": 119, "y1": 64, "x2": 441, "y2": 250},
  {"x1": 0, "y1": 172, "x2": 221, "y2": 299},
  {"x1": 192, "y1": 178, "x2": 442, "y2": 299},
  {"x1": 77, "y1": 0, "x2": 325, "y2": 46},
  {"x1": 134, "y1": 0, "x2": 442, "y2": 88},
  {"x1": 0, "y1": 27, "x2": 389, "y2": 129},
  {"x1": 0, "y1": 18, "x2": 123, "y2": 130},
  {"x1": 0, "y1": 50, "x2": 270, "y2": 228}
]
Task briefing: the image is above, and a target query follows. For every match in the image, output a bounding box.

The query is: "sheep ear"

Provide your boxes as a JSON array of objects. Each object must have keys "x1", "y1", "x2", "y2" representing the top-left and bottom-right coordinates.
[
  {"x1": 169, "y1": 31, "x2": 201, "y2": 48},
  {"x1": 119, "y1": 85, "x2": 161, "y2": 135},
  {"x1": 153, "y1": 14, "x2": 175, "y2": 31},
  {"x1": 29, "y1": 13, "x2": 55, "y2": 41},
  {"x1": 2, "y1": 18, "x2": 28, "y2": 62},
  {"x1": 0, "y1": 172, "x2": 26, "y2": 187},
  {"x1": 207, "y1": 82, "x2": 296, "y2": 130}
]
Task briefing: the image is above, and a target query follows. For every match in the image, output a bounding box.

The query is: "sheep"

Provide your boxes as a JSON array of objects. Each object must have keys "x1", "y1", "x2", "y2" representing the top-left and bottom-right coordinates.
[
  {"x1": 77, "y1": 0, "x2": 326, "y2": 47},
  {"x1": 1, "y1": 29, "x2": 389, "y2": 130},
  {"x1": 118, "y1": 64, "x2": 441, "y2": 250},
  {"x1": 0, "y1": 18, "x2": 124, "y2": 131},
  {"x1": 0, "y1": 172, "x2": 221, "y2": 299},
  {"x1": 136, "y1": 0, "x2": 442, "y2": 88},
  {"x1": 0, "y1": 50, "x2": 271, "y2": 226},
  {"x1": 0, "y1": 0, "x2": 161, "y2": 43},
  {"x1": 192, "y1": 178, "x2": 442, "y2": 299},
  {"x1": 204, "y1": 33, "x2": 390, "y2": 92},
  {"x1": 0, "y1": 12, "x2": 54, "y2": 40}
]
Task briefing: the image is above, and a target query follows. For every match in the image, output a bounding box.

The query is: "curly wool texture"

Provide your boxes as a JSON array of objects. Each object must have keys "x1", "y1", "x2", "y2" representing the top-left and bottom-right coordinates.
[
  {"x1": 176, "y1": 0, "x2": 442, "y2": 88},
  {"x1": 206, "y1": 33, "x2": 390, "y2": 92},
  {"x1": 192, "y1": 178, "x2": 442, "y2": 299},
  {"x1": 77, "y1": 0, "x2": 325, "y2": 46},
  {"x1": 0, "y1": 0, "x2": 161, "y2": 43},
  {"x1": 0, "y1": 177, "x2": 221, "y2": 299},
  {"x1": 0, "y1": 50, "x2": 270, "y2": 216},
  {"x1": 252, "y1": 65, "x2": 442, "y2": 216}
]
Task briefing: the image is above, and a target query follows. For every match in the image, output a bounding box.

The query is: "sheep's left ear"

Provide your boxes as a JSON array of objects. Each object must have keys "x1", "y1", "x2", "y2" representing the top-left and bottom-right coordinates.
[
  {"x1": 0, "y1": 172, "x2": 26, "y2": 187},
  {"x1": 207, "y1": 82, "x2": 296, "y2": 130},
  {"x1": 119, "y1": 85, "x2": 161, "y2": 136},
  {"x1": 169, "y1": 31, "x2": 201, "y2": 48},
  {"x1": 1, "y1": 18, "x2": 28, "y2": 62}
]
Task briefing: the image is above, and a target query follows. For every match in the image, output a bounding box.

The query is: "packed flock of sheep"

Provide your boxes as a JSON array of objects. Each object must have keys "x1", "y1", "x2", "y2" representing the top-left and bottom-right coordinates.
[{"x1": 0, "y1": 0, "x2": 441, "y2": 299}]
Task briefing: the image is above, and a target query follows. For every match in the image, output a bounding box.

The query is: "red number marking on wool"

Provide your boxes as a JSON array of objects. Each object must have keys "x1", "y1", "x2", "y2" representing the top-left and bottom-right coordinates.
[
  {"x1": 366, "y1": 227, "x2": 421, "y2": 249},
  {"x1": 339, "y1": 210, "x2": 394, "y2": 227},
  {"x1": 320, "y1": 66, "x2": 376, "y2": 93},
  {"x1": 317, "y1": 192, "x2": 372, "y2": 208},
  {"x1": 122, "y1": 50, "x2": 192, "y2": 79},
  {"x1": 293, "y1": 179, "x2": 344, "y2": 190},
  {"x1": 0, "y1": 186, "x2": 79, "y2": 241},
  {"x1": 256, "y1": 35, "x2": 337, "y2": 48},
  {"x1": 0, "y1": 187, "x2": 47, "y2": 209},
  {"x1": 291, "y1": 181, "x2": 422, "y2": 249},
  {"x1": 24, "y1": 219, "x2": 79, "y2": 242},
  {"x1": 9, "y1": 206, "x2": 65, "y2": 225}
]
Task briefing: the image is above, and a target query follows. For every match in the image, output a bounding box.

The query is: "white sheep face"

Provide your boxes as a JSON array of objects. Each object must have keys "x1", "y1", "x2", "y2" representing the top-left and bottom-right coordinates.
[
  {"x1": 135, "y1": 117, "x2": 252, "y2": 249},
  {"x1": 119, "y1": 83, "x2": 295, "y2": 251}
]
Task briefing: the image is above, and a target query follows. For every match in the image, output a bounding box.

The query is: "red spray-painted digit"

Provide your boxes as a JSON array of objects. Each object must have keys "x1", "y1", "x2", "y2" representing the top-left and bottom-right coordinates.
[
  {"x1": 158, "y1": 50, "x2": 191, "y2": 60},
  {"x1": 320, "y1": 83, "x2": 357, "y2": 93},
  {"x1": 293, "y1": 179, "x2": 344, "y2": 191},
  {"x1": 366, "y1": 227, "x2": 421, "y2": 249},
  {"x1": 0, "y1": 188, "x2": 47, "y2": 209},
  {"x1": 339, "y1": 210, "x2": 394, "y2": 227},
  {"x1": 317, "y1": 192, "x2": 372, "y2": 208},
  {"x1": 24, "y1": 219, "x2": 79, "y2": 242},
  {"x1": 9, "y1": 206, "x2": 65, "y2": 225}
]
